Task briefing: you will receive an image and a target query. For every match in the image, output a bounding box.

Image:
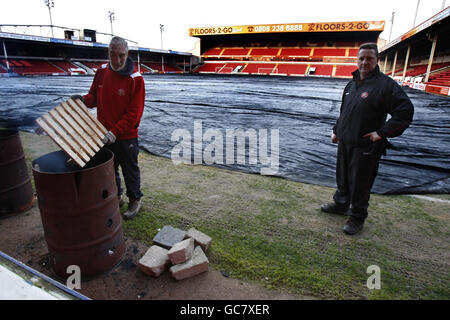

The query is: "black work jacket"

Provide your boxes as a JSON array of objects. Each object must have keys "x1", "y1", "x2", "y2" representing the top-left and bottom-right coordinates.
[{"x1": 333, "y1": 65, "x2": 414, "y2": 147}]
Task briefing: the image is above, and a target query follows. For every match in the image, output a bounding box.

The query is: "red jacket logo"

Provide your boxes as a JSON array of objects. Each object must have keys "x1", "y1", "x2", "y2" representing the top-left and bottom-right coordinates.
[
  {"x1": 361, "y1": 92, "x2": 369, "y2": 99},
  {"x1": 118, "y1": 88, "x2": 126, "y2": 96}
]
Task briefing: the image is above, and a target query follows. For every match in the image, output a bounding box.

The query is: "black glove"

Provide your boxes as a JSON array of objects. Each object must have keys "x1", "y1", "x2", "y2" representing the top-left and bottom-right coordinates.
[
  {"x1": 70, "y1": 94, "x2": 84, "y2": 103},
  {"x1": 102, "y1": 131, "x2": 116, "y2": 145}
]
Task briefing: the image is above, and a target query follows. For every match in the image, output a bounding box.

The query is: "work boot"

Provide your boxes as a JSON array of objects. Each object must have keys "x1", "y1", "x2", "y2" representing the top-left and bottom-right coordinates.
[
  {"x1": 320, "y1": 203, "x2": 349, "y2": 216},
  {"x1": 123, "y1": 198, "x2": 143, "y2": 220},
  {"x1": 343, "y1": 216, "x2": 365, "y2": 235},
  {"x1": 118, "y1": 194, "x2": 126, "y2": 208}
]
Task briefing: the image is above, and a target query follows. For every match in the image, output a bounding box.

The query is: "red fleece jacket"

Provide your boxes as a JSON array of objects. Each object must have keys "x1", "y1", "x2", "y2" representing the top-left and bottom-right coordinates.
[{"x1": 83, "y1": 64, "x2": 145, "y2": 140}]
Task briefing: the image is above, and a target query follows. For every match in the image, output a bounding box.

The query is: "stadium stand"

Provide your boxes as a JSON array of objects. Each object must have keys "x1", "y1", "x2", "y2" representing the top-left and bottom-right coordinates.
[
  {"x1": 308, "y1": 64, "x2": 334, "y2": 76},
  {"x1": 197, "y1": 42, "x2": 362, "y2": 77},
  {"x1": 426, "y1": 67, "x2": 450, "y2": 86},
  {"x1": 242, "y1": 63, "x2": 277, "y2": 74},
  {"x1": 8, "y1": 59, "x2": 67, "y2": 75},
  {"x1": 163, "y1": 64, "x2": 183, "y2": 72},
  {"x1": 141, "y1": 62, "x2": 160, "y2": 72},
  {"x1": 279, "y1": 48, "x2": 312, "y2": 57},
  {"x1": 203, "y1": 48, "x2": 224, "y2": 56},
  {"x1": 393, "y1": 62, "x2": 450, "y2": 77},
  {"x1": 348, "y1": 48, "x2": 360, "y2": 57},
  {"x1": 250, "y1": 48, "x2": 281, "y2": 56},
  {"x1": 0, "y1": 24, "x2": 192, "y2": 77},
  {"x1": 195, "y1": 62, "x2": 227, "y2": 73},
  {"x1": 313, "y1": 48, "x2": 347, "y2": 57},
  {"x1": 276, "y1": 64, "x2": 308, "y2": 76},
  {"x1": 222, "y1": 62, "x2": 246, "y2": 73},
  {"x1": 335, "y1": 65, "x2": 357, "y2": 77},
  {"x1": 142, "y1": 62, "x2": 183, "y2": 73},
  {"x1": 75, "y1": 61, "x2": 107, "y2": 72},
  {"x1": 221, "y1": 48, "x2": 250, "y2": 56},
  {"x1": 50, "y1": 60, "x2": 87, "y2": 75}
]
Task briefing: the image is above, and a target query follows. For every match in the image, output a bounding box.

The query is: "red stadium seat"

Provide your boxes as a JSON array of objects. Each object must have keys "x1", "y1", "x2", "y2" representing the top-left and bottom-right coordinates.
[
  {"x1": 335, "y1": 65, "x2": 357, "y2": 77},
  {"x1": 221, "y1": 48, "x2": 250, "y2": 56},
  {"x1": 309, "y1": 64, "x2": 333, "y2": 76},
  {"x1": 196, "y1": 42, "x2": 363, "y2": 78},
  {"x1": 348, "y1": 49, "x2": 359, "y2": 57},
  {"x1": 203, "y1": 48, "x2": 223, "y2": 56},
  {"x1": 196, "y1": 63, "x2": 228, "y2": 73},
  {"x1": 222, "y1": 63, "x2": 246, "y2": 73},
  {"x1": 313, "y1": 48, "x2": 347, "y2": 57},
  {"x1": 250, "y1": 48, "x2": 280, "y2": 56},
  {"x1": 11, "y1": 60, "x2": 66, "y2": 75},
  {"x1": 425, "y1": 66, "x2": 450, "y2": 86},
  {"x1": 19, "y1": 60, "x2": 33, "y2": 67},
  {"x1": 279, "y1": 48, "x2": 311, "y2": 57},
  {"x1": 276, "y1": 64, "x2": 308, "y2": 76},
  {"x1": 241, "y1": 63, "x2": 276, "y2": 74},
  {"x1": 50, "y1": 60, "x2": 82, "y2": 73}
]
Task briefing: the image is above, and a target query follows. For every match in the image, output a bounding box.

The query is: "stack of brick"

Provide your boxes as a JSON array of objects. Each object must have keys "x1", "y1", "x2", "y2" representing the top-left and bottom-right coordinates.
[{"x1": 138, "y1": 226, "x2": 212, "y2": 281}]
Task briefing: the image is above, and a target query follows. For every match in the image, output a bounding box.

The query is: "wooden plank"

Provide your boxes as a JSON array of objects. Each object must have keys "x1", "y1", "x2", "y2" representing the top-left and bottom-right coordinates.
[
  {"x1": 42, "y1": 114, "x2": 91, "y2": 164},
  {"x1": 35, "y1": 117, "x2": 86, "y2": 167},
  {"x1": 35, "y1": 98, "x2": 112, "y2": 168},
  {"x1": 73, "y1": 99, "x2": 108, "y2": 135},
  {"x1": 54, "y1": 105, "x2": 98, "y2": 155},
  {"x1": 60, "y1": 102, "x2": 103, "y2": 149},
  {"x1": 66, "y1": 99, "x2": 105, "y2": 144},
  {"x1": 50, "y1": 108, "x2": 96, "y2": 158},
  {"x1": 68, "y1": 98, "x2": 106, "y2": 137}
]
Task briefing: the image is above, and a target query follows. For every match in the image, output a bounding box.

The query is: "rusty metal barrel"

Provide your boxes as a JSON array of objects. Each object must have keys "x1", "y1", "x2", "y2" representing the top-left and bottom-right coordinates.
[
  {"x1": 0, "y1": 129, "x2": 34, "y2": 216},
  {"x1": 32, "y1": 148, "x2": 125, "y2": 279}
]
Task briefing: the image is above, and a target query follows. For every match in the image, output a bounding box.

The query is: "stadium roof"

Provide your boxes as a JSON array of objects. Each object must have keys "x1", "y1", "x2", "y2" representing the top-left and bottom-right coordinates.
[
  {"x1": 0, "y1": 25, "x2": 192, "y2": 56},
  {"x1": 380, "y1": 6, "x2": 450, "y2": 53},
  {"x1": 189, "y1": 21, "x2": 385, "y2": 37}
]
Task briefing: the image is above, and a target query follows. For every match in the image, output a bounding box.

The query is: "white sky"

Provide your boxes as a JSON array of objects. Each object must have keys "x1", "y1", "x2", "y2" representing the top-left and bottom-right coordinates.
[{"x1": 0, "y1": 0, "x2": 447, "y2": 52}]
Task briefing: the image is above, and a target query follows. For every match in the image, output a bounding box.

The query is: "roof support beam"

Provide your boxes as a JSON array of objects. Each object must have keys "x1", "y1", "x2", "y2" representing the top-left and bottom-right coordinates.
[
  {"x1": 391, "y1": 50, "x2": 398, "y2": 77},
  {"x1": 383, "y1": 54, "x2": 388, "y2": 74},
  {"x1": 402, "y1": 45, "x2": 411, "y2": 81},
  {"x1": 425, "y1": 34, "x2": 438, "y2": 83}
]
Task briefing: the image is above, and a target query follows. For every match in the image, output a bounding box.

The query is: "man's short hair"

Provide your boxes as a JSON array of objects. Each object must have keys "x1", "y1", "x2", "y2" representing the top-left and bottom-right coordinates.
[
  {"x1": 109, "y1": 36, "x2": 128, "y2": 51},
  {"x1": 359, "y1": 43, "x2": 379, "y2": 57}
]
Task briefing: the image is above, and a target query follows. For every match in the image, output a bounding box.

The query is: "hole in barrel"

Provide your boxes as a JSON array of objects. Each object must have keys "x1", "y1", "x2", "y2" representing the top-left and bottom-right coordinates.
[
  {"x1": 102, "y1": 189, "x2": 109, "y2": 199},
  {"x1": 107, "y1": 218, "x2": 113, "y2": 228}
]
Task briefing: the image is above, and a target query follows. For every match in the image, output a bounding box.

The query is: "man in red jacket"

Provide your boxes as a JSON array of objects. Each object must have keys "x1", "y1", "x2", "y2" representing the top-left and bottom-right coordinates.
[{"x1": 72, "y1": 36, "x2": 145, "y2": 220}]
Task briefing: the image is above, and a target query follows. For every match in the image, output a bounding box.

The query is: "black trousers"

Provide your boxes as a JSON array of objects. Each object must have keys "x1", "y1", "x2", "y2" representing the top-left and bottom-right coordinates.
[
  {"x1": 333, "y1": 141, "x2": 384, "y2": 219},
  {"x1": 106, "y1": 138, "x2": 143, "y2": 201}
]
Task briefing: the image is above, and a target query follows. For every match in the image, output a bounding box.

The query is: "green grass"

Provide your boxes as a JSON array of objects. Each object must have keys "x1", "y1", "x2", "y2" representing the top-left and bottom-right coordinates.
[{"x1": 119, "y1": 151, "x2": 450, "y2": 300}]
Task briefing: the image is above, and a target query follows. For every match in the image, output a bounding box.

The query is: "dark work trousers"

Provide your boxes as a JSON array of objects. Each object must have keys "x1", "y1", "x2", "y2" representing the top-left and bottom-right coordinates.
[
  {"x1": 333, "y1": 141, "x2": 384, "y2": 220},
  {"x1": 106, "y1": 138, "x2": 143, "y2": 201}
]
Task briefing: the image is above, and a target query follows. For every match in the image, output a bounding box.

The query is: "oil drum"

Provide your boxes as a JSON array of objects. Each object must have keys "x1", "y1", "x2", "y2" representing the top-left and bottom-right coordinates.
[
  {"x1": 32, "y1": 149, "x2": 125, "y2": 279},
  {"x1": 0, "y1": 129, "x2": 34, "y2": 216}
]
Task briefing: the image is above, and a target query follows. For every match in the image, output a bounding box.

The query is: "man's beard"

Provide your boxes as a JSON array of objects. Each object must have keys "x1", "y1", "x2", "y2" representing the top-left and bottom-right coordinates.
[{"x1": 111, "y1": 62, "x2": 126, "y2": 72}]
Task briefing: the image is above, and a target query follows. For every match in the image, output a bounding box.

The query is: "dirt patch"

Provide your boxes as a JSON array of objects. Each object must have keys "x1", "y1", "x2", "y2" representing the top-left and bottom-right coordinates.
[{"x1": 0, "y1": 203, "x2": 311, "y2": 300}]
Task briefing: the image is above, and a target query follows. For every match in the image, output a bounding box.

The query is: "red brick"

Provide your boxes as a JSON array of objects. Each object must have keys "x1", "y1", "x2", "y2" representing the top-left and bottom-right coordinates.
[
  {"x1": 138, "y1": 245, "x2": 170, "y2": 277},
  {"x1": 185, "y1": 228, "x2": 212, "y2": 251},
  {"x1": 169, "y1": 246, "x2": 209, "y2": 280},
  {"x1": 168, "y1": 238, "x2": 194, "y2": 265}
]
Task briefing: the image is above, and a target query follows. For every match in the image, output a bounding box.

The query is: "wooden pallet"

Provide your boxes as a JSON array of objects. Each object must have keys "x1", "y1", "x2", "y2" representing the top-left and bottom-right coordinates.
[{"x1": 35, "y1": 98, "x2": 108, "y2": 167}]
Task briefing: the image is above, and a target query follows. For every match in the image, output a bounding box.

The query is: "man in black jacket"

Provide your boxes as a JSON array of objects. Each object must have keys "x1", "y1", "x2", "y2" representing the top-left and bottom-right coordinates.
[{"x1": 321, "y1": 43, "x2": 414, "y2": 235}]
